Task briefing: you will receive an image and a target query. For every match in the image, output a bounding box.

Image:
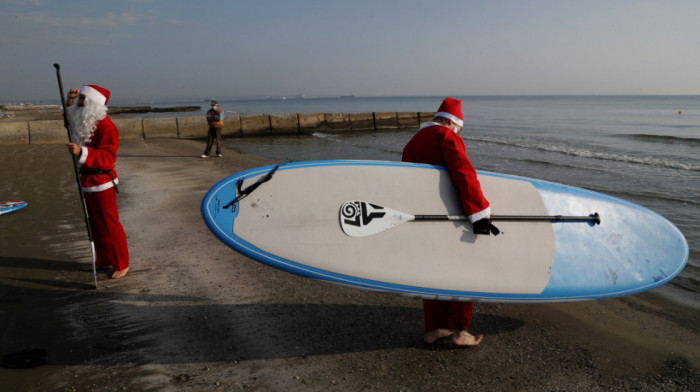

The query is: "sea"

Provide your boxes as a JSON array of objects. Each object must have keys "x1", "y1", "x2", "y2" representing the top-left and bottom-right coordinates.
[{"x1": 122, "y1": 95, "x2": 699, "y2": 308}]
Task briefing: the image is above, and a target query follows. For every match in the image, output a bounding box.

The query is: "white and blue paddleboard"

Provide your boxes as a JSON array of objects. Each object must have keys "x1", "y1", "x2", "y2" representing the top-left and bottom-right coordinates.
[
  {"x1": 201, "y1": 160, "x2": 688, "y2": 303},
  {"x1": 0, "y1": 201, "x2": 27, "y2": 216}
]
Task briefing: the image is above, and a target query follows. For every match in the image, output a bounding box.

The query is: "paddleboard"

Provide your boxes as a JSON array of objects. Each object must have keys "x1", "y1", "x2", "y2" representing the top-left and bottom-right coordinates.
[
  {"x1": 0, "y1": 201, "x2": 27, "y2": 216},
  {"x1": 201, "y1": 160, "x2": 688, "y2": 303}
]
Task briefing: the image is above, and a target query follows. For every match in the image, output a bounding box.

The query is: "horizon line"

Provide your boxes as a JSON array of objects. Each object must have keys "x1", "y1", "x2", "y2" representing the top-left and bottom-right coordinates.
[{"x1": 3, "y1": 93, "x2": 699, "y2": 106}]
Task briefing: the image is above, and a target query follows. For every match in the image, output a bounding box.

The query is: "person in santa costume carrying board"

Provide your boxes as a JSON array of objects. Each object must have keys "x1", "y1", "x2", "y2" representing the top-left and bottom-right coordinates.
[
  {"x1": 65, "y1": 84, "x2": 130, "y2": 279},
  {"x1": 403, "y1": 97, "x2": 498, "y2": 346}
]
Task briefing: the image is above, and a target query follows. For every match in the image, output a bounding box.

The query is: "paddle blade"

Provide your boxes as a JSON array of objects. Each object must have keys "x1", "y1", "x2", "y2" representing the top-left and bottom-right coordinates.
[{"x1": 339, "y1": 201, "x2": 415, "y2": 237}]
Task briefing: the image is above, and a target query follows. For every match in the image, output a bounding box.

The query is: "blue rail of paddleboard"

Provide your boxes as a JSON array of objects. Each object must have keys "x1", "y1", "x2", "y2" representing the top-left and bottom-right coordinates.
[{"x1": 0, "y1": 201, "x2": 27, "y2": 216}]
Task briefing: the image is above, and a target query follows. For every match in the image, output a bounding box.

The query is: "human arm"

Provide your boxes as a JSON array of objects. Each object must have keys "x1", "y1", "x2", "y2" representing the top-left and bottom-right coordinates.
[
  {"x1": 438, "y1": 130, "x2": 491, "y2": 223},
  {"x1": 206, "y1": 108, "x2": 221, "y2": 124}
]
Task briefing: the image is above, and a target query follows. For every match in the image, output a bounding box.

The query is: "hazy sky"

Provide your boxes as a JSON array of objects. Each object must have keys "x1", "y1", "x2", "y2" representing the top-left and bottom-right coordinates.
[{"x1": 1, "y1": 0, "x2": 699, "y2": 102}]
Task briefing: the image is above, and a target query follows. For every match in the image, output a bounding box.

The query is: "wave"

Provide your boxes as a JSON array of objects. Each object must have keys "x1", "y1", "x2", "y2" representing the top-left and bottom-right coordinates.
[
  {"x1": 513, "y1": 158, "x2": 606, "y2": 172},
  {"x1": 594, "y1": 188, "x2": 698, "y2": 207},
  {"x1": 466, "y1": 136, "x2": 700, "y2": 171},
  {"x1": 312, "y1": 132, "x2": 402, "y2": 157},
  {"x1": 668, "y1": 268, "x2": 700, "y2": 295},
  {"x1": 617, "y1": 134, "x2": 700, "y2": 146}
]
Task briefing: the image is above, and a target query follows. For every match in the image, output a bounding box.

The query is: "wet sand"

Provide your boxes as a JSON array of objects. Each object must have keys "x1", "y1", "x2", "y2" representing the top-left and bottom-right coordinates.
[{"x1": 0, "y1": 137, "x2": 698, "y2": 391}]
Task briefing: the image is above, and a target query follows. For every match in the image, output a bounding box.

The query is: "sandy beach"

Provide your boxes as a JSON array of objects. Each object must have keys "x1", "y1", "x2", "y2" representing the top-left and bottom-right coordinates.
[{"x1": 0, "y1": 134, "x2": 698, "y2": 390}]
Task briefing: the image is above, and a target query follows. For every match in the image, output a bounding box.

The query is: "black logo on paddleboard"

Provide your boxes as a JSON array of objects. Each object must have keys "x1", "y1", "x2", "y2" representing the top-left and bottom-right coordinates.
[{"x1": 341, "y1": 201, "x2": 386, "y2": 227}]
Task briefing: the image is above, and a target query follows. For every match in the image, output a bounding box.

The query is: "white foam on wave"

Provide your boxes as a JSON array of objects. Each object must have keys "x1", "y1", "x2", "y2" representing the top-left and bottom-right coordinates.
[{"x1": 466, "y1": 135, "x2": 700, "y2": 171}]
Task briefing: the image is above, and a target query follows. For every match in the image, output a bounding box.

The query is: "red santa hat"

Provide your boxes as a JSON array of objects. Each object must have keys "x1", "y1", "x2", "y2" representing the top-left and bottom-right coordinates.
[
  {"x1": 435, "y1": 97, "x2": 463, "y2": 127},
  {"x1": 79, "y1": 84, "x2": 110, "y2": 106}
]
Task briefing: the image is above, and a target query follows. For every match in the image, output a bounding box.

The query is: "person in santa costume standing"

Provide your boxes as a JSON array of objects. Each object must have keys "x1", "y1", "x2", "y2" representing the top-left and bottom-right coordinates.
[
  {"x1": 403, "y1": 97, "x2": 497, "y2": 346},
  {"x1": 65, "y1": 84, "x2": 130, "y2": 279}
]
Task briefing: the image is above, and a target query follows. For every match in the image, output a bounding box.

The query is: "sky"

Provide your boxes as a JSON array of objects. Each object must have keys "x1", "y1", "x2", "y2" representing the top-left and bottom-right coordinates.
[{"x1": 1, "y1": 0, "x2": 699, "y2": 103}]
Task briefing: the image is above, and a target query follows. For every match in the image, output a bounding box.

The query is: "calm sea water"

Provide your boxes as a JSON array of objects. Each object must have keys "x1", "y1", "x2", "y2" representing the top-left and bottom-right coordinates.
[{"x1": 128, "y1": 95, "x2": 700, "y2": 308}]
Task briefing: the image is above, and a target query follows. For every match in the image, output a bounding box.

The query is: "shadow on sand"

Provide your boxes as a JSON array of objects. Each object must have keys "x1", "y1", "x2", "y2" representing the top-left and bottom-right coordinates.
[{"x1": 1, "y1": 256, "x2": 525, "y2": 367}]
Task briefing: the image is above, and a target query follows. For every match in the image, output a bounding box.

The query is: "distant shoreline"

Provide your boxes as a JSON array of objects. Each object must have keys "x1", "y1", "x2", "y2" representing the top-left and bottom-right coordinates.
[{"x1": 0, "y1": 105, "x2": 202, "y2": 122}]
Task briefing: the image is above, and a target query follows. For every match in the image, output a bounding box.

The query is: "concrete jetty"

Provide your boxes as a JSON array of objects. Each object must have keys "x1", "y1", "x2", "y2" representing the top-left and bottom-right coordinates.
[{"x1": 0, "y1": 111, "x2": 436, "y2": 145}]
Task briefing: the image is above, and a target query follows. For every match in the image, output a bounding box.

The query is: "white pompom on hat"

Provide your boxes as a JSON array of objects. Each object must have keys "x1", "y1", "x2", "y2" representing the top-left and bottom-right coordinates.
[
  {"x1": 435, "y1": 97, "x2": 463, "y2": 127},
  {"x1": 79, "y1": 85, "x2": 110, "y2": 106}
]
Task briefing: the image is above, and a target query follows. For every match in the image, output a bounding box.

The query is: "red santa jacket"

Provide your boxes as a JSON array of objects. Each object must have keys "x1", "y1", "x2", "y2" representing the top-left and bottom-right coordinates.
[
  {"x1": 77, "y1": 116, "x2": 119, "y2": 193},
  {"x1": 402, "y1": 122, "x2": 490, "y2": 222}
]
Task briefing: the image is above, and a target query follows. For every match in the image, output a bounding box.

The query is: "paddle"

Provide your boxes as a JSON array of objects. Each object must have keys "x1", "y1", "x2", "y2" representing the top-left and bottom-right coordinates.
[
  {"x1": 339, "y1": 200, "x2": 600, "y2": 238},
  {"x1": 53, "y1": 63, "x2": 98, "y2": 289},
  {"x1": 223, "y1": 165, "x2": 279, "y2": 211}
]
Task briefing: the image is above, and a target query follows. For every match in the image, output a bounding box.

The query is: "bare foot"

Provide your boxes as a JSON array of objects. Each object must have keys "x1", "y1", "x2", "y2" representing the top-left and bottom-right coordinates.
[
  {"x1": 110, "y1": 268, "x2": 129, "y2": 279},
  {"x1": 451, "y1": 330, "x2": 483, "y2": 346},
  {"x1": 424, "y1": 329, "x2": 453, "y2": 344}
]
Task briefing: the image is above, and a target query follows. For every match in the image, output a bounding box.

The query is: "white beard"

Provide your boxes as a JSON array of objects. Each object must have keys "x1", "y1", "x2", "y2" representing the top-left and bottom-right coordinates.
[{"x1": 67, "y1": 97, "x2": 108, "y2": 145}]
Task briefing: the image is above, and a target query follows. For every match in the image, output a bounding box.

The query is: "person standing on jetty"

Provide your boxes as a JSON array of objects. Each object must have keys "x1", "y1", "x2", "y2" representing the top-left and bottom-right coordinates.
[
  {"x1": 64, "y1": 85, "x2": 130, "y2": 279},
  {"x1": 201, "y1": 100, "x2": 223, "y2": 158},
  {"x1": 402, "y1": 97, "x2": 495, "y2": 346}
]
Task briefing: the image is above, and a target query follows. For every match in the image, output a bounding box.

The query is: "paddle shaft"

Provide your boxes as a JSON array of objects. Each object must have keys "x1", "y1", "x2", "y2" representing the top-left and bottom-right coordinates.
[
  {"x1": 414, "y1": 213, "x2": 600, "y2": 224},
  {"x1": 53, "y1": 63, "x2": 98, "y2": 289}
]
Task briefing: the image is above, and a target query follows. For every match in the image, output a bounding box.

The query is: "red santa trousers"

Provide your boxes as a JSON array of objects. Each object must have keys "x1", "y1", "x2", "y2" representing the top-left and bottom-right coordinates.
[
  {"x1": 84, "y1": 188, "x2": 129, "y2": 271},
  {"x1": 423, "y1": 299, "x2": 474, "y2": 332}
]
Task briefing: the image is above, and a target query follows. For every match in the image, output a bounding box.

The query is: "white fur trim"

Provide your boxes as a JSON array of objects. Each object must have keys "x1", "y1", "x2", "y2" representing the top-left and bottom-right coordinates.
[
  {"x1": 81, "y1": 178, "x2": 118, "y2": 193},
  {"x1": 469, "y1": 207, "x2": 491, "y2": 223},
  {"x1": 78, "y1": 146, "x2": 88, "y2": 165},
  {"x1": 79, "y1": 85, "x2": 107, "y2": 106},
  {"x1": 435, "y1": 111, "x2": 463, "y2": 127},
  {"x1": 418, "y1": 121, "x2": 439, "y2": 131}
]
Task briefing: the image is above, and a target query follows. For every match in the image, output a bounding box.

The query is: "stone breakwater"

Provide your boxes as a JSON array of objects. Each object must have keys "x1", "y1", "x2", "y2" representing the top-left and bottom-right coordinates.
[{"x1": 0, "y1": 111, "x2": 436, "y2": 145}]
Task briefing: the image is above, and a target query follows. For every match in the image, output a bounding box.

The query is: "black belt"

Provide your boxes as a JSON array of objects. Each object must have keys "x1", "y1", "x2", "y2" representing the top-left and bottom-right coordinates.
[
  {"x1": 79, "y1": 170, "x2": 119, "y2": 193},
  {"x1": 79, "y1": 169, "x2": 113, "y2": 175}
]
